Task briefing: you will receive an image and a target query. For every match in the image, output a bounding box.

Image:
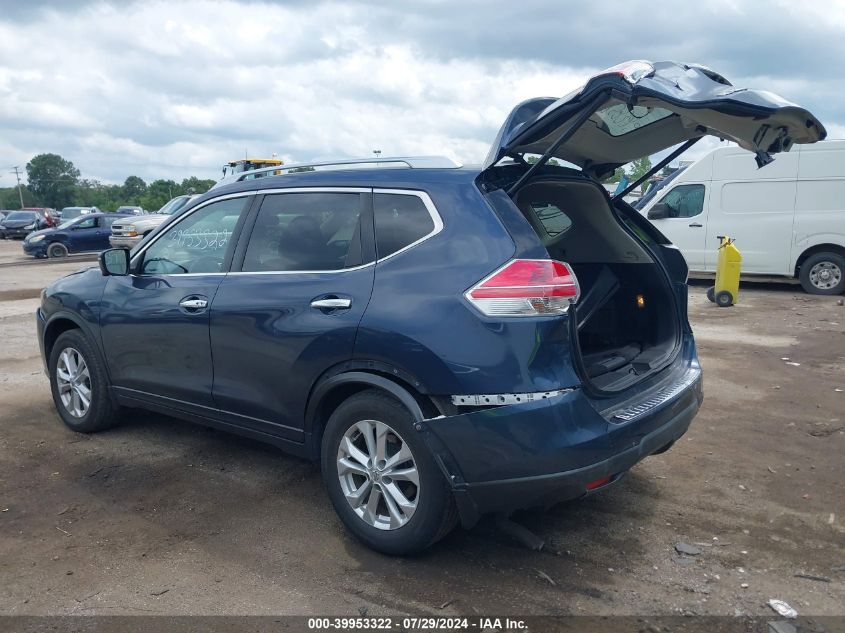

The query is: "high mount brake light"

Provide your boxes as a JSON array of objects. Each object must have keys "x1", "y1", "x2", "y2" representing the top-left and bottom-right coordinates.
[
  {"x1": 599, "y1": 60, "x2": 654, "y2": 84},
  {"x1": 465, "y1": 259, "x2": 580, "y2": 317}
]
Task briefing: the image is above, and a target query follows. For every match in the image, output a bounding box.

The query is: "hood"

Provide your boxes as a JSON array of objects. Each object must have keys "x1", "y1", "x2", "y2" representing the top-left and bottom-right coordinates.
[{"x1": 484, "y1": 60, "x2": 826, "y2": 177}]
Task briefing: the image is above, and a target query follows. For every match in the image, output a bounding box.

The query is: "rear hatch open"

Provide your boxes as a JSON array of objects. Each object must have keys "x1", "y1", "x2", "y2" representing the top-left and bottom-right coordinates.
[{"x1": 481, "y1": 60, "x2": 825, "y2": 393}]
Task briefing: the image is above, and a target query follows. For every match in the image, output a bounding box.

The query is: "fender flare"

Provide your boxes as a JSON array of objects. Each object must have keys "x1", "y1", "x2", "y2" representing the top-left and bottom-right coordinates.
[{"x1": 305, "y1": 371, "x2": 425, "y2": 433}]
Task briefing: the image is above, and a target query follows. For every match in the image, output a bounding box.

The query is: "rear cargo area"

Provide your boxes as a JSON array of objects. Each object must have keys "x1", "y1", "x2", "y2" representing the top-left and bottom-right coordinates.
[{"x1": 514, "y1": 179, "x2": 680, "y2": 392}]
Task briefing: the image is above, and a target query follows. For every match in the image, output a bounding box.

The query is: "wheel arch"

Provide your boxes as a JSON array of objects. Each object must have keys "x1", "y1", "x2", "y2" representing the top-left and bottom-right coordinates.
[
  {"x1": 43, "y1": 313, "x2": 98, "y2": 363},
  {"x1": 304, "y1": 366, "x2": 445, "y2": 458},
  {"x1": 794, "y1": 243, "x2": 845, "y2": 277}
]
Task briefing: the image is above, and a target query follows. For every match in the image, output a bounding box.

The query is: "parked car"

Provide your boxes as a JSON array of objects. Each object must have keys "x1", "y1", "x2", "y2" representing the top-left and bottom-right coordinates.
[
  {"x1": 0, "y1": 209, "x2": 53, "y2": 239},
  {"x1": 109, "y1": 195, "x2": 197, "y2": 249},
  {"x1": 23, "y1": 212, "x2": 131, "y2": 258},
  {"x1": 115, "y1": 205, "x2": 146, "y2": 215},
  {"x1": 639, "y1": 140, "x2": 845, "y2": 294},
  {"x1": 60, "y1": 206, "x2": 99, "y2": 222},
  {"x1": 37, "y1": 61, "x2": 823, "y2": 554}
]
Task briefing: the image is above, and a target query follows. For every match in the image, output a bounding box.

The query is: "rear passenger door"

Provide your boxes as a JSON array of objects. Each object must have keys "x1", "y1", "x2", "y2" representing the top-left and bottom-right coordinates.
[{"x1": 209, "y1": 189, "x2": 375, "y2": 442}]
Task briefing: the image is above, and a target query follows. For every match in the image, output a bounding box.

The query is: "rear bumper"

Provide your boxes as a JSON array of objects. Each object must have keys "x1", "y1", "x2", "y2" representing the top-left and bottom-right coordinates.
[{"x1": 424, "y1": 358, "x2": 702, "y2": 527}]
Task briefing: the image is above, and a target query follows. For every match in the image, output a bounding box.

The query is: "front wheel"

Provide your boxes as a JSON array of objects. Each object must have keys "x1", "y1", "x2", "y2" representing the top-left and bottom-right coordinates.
[
  {"x1": 321, "y1": 390, "x2": 456, "y2": 555},
  {"x1": 47, "y1": 242, "x2": 69, "y2": 258},
  {"x1": 799, "y1": 252, "x2": 845, "y2": 295},
  {"x1": 48, "y1": 329, "x2": 119, "y2": 433}
]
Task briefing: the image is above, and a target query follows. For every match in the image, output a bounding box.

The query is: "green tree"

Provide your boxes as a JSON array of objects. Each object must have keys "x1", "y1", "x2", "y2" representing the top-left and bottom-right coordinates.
[
  {"x1": 26, "y1": 153, "x2": 80, "y2": 208},
  {"x1": 626, "y1": 156, "x2": 653, "y2": 192},
  {"x1": 139, "y1": 179, "x2": 179, "y2": 212},
  {"x1": 179, "y1": 176, "x2": 215, "y2": 194},
  {"x1": 121, "y1": 176, "x2": 147, "y2": 203}
]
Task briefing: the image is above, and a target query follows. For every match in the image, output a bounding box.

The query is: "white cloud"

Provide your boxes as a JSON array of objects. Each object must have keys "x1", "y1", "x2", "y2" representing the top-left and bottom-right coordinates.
[{"x1": 0, "y1": 0, "x2": 841, "y2": 185}]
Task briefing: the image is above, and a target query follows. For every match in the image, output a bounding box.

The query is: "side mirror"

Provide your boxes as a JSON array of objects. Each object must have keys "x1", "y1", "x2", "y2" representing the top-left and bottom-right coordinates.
[
  {"x1": 99, "y1": 248, "x2": 130, "y2": 276},
  {"x1": 647, "y1": 203, "x2": 670, "y2": 220}
]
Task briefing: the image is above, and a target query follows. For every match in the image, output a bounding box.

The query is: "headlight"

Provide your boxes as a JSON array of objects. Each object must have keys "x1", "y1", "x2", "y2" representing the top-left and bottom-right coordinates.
[
  {"x1": 29, "y1": 235, "x2": 45, "y2": 243},
  {"x1": 24, "y1": 223, "x2": 36, "y2": 230},
  {"x1": 125, "y1": 225, "x2": 138, "y2": 237}
]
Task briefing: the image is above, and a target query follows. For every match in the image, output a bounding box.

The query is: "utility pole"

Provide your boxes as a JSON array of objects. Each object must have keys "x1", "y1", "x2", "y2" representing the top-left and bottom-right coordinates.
[{"x1": 11, "y1": 166, "x2": 24, "y2": 208}]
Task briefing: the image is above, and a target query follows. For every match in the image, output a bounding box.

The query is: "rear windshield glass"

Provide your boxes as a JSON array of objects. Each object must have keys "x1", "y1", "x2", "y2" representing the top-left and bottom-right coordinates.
[{"x1": 594, "y1": 103, "x2": 673, "y2": 136}]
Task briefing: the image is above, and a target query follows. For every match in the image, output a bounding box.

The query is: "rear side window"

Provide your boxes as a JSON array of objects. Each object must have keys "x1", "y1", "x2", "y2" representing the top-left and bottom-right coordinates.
[
  {"x1": 242, "y1": 192, "x2": 364, "y2": 272},
  {"x1": 658, "y1": 184, "x2": 705, "y2": 218},
  {"x1": 374, "y1": 193, "x2": 435, "y2": 258}
]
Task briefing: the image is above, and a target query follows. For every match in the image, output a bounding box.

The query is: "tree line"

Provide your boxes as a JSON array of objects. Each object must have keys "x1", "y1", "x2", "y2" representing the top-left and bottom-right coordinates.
[{"x1": 1, "y1": 153, "x2": 216, "y2": 212}]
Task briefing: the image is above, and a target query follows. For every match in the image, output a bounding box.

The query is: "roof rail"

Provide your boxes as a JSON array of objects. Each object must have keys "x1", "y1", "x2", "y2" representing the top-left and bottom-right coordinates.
[{"x1": 211, "y1": 155, "x2": 462, "y2": 189}]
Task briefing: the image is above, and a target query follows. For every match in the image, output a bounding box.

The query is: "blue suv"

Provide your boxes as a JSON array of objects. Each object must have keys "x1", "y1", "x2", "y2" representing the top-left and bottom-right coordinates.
[{"x1": 37, "y1": 62, "x2": 824, "y2": 554}]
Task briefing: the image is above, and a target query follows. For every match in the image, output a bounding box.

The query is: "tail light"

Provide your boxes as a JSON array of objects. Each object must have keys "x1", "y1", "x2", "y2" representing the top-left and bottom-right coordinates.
[{"x1": 465, "y1": 259, "x2": 580, "y2": 317}]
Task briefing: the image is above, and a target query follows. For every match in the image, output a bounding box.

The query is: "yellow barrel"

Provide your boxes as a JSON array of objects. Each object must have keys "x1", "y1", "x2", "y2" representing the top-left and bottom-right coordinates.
[{"x1": 708, "y1": 236, "x2": 742, "y2": 307}]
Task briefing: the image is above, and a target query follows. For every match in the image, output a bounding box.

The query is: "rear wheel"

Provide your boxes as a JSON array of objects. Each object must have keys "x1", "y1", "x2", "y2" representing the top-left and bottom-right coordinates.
[
  {"x1": 799, "y1": 252, "x2": 844, "y2": 295},
  {"x1": 47, "y1": 242, "x2": 68, "y2": 258},
  {"x1": 706, "y1": 286, "x2": 716, "y2": 303},
  {"x1": 321, "y1": 389, "x2": 456, "y2": 555},
  {"x1": 48, "y1": 330, "x2": 119, "y2": 433}
]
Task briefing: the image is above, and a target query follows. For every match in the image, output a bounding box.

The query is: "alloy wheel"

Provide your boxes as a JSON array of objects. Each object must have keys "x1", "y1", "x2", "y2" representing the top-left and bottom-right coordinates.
[
  {"x1": 56, "y1": 347, "x2": 92, "y2": 418},
  {"x1": 808, "y1": 261, "x2": 842, "y2": 291},
  {"x1": 336, "y1": 419, "x2": 419, "y2": 530}
]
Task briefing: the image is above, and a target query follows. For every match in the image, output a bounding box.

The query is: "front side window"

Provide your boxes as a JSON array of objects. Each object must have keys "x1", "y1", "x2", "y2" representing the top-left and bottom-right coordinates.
[
  {"x1": 658, "y1": 184, "x2": 705, "y2": 218},
  {"x1": 374, "y1": 193, "x2": 435, "y2": 258},
  {"x1": 75, "y1": 217, "x2": 98, "y2": 229},
  {"x1": 140, "y1": 197, "x2": 248, "y2": 274},
  {"x1": 242, "y1": 192, "x2": 364, "y2": 272}
]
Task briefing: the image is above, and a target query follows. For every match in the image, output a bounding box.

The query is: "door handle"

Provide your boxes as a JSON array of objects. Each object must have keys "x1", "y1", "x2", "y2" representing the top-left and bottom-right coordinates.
[
  {"x1": 310, "y1": 298, "x2": 352, "y2": 310},
  {"x1": 689, "y1": 222, "x2": 703, "y2": 228},
  {"x1": 179, "y1": 298, "x2": 208, "y2": 310}
]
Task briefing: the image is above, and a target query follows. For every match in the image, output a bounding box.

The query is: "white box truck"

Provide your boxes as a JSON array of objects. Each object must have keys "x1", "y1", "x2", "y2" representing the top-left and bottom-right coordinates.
[{"x1": 638, "y1": 140, "x2": 845, "y2": 294}]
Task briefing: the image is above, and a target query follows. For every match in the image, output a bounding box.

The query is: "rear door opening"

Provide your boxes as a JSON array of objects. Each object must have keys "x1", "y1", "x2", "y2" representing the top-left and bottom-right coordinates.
[{"x1": 515, "y1": 178, "x2": 680, "y2": 392}]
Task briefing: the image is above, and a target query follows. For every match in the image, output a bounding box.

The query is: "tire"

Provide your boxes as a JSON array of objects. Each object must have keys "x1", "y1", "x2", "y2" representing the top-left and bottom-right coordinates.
[
  {"x1": 706, "y1": 286, "x2": 716, "y2": 303},
  {"x1": 47, "y1": 242, "x2": 68, "y2": 258},
  {"x1": 799, "y1": 252, "x2": 845, "y2": 295},
  {"x1": 321, "y1": 389, "x2": 457, "y2": 555},
  {"x1": 48, "y1": 329, "x2": 119, "y2": 433},
  {"x1": 715, "y1": 290, "x2": 734, "y2": 307}
]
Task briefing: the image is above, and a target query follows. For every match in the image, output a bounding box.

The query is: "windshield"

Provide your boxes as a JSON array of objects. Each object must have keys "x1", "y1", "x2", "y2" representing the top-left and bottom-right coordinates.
[
  {"x1": 57, "y1": 218, "x2": 82, "y2": 229},
  {"x1": 6, "y1": 211, "x2": 37, "y2": 221},
  {"x1": 156, "y1": 196, "x2": 189, "y2": 216}
]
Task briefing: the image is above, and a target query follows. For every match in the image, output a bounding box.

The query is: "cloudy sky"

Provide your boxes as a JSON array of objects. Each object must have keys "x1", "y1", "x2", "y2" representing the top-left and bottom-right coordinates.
[{"x1": 1, "y1": 0, "x2": 843, "y2": 185}]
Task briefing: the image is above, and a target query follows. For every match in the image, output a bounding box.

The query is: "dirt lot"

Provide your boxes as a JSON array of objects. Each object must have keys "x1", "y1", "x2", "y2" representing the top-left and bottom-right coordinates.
[{"x1": 0, "y1": 238, "x2": 843, "y2": 617}]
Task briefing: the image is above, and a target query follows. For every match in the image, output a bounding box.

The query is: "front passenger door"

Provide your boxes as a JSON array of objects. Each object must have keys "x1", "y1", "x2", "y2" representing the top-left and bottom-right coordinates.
[{"x1": 100, "y1": 196, "x2": 253, "y2": 409}]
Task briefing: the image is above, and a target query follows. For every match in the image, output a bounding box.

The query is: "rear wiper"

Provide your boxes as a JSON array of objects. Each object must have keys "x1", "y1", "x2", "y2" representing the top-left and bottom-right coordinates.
[{"x1": 612, "y1": 137, "x2": 701, "y2": 201}]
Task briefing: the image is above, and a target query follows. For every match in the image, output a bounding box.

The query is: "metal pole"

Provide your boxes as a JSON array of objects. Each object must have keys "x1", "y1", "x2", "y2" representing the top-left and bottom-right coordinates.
[{"x1": 11, "y1": 166, "x2": 24, "y2": 208}]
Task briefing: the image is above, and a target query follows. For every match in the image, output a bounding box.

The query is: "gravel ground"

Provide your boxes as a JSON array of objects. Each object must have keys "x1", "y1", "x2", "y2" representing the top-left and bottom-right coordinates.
[{"x1": 0, "y1": 239, "x2": 843, "y2": 617}]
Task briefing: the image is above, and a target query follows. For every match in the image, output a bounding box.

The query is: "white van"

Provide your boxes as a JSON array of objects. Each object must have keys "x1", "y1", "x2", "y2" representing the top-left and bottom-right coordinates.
[{"x1": 639, "y1": 140, "x2": 845, "y2": 295}]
